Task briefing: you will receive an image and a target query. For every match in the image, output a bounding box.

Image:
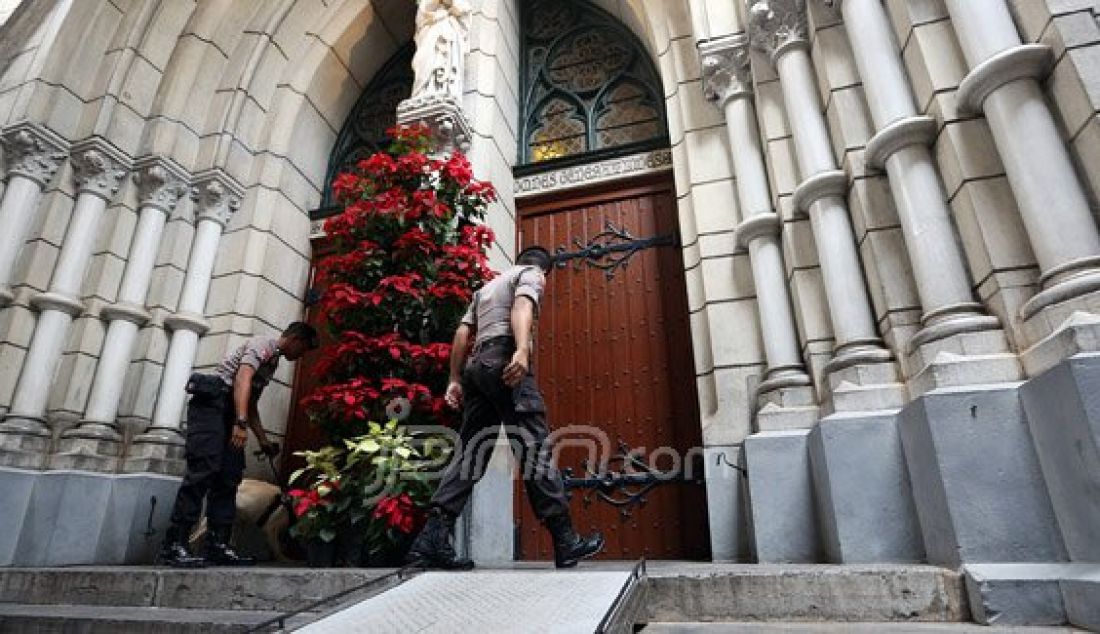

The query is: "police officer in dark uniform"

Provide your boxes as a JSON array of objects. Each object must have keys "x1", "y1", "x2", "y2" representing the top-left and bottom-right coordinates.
[
  {"x1": 159, "y1": 322, "x2": 318, "y2": 567},
  {"x1": 406, "y1": 246, "x2": 604, "y2": 569}
]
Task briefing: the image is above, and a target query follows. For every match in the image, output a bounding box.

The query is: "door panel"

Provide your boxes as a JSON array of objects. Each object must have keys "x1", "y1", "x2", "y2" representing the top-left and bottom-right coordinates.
[{"x1": 516, "y1": 174, "x2": 709, "y2": 560}]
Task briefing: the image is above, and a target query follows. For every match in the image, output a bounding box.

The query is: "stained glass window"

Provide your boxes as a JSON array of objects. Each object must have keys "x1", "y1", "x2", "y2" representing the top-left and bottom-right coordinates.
[
  {"x1": 519, "y1": 0, "x2": 667, "y2": 166},
  {"x1": 318, "y1": 44, "x2": 414, "y2": 215}
]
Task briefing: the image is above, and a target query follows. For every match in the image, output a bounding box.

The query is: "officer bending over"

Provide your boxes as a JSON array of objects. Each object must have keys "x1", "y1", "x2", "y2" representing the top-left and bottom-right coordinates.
[{"x1": 159, "y1": 322, "x2": 318, "y2": 567}]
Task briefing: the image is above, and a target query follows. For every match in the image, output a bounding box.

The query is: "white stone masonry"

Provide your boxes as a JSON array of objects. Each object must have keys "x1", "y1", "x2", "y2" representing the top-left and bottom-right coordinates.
[
  {"x1": 54, "y1": 156, "x2": 190, "y2": 472},
  {"x1": 124, "y1": 169, "x2": 241, "y2": 475},
  {"x1": 829, "y1": 0, "x2": 1021, "y2": 394},
  {"x1": 0, "y1": 137, "x2": 130, "y2": 469},
  {"x1": 701, "y1": 33, "x2": 818, "y2": 431}
]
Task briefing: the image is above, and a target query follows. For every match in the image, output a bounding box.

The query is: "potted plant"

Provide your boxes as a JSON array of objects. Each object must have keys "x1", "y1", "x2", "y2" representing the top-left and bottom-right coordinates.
[
  {"x1": 289, "y1": 421, "x2": 449, "y2": 567},
  {"x1": 287, "y1": 446, "x2": 345, "y2": 567}
]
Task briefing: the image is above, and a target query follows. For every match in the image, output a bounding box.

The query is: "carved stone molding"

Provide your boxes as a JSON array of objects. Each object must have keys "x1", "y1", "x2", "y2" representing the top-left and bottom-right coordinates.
[
  {"x1": 746, "y1": 0, "x2": 809, "y2": 63},
  {"x1": 0, "y1": 122, "x2": 69, "y2": 188},
  {"x1": 957, "y1": 44, "x2": 1054, "y2": 115},
  {"x1": 700, "y1": 34, "x2": 754, "y2": 106},
  {"x1": 514, "y1": 149, "x2": 672, "y2": 198},
  {"x1": 101, "y1": 301, "x2": 152, "y2": 326},
  {"x1": 792, "y1": 169, "x2": 847, "y2": 214},
  {"x1": 865, "y1": 116, "x2": 938, "y2": 170},
  {"x1": 190, "y1": 169, "x2": 243, "y2": 228},
  {"x1": 735, "y1": 212, "x2": 782, "y2": 249},
  {"x1": 396, "y1": 93, "x2": 473, "y2": 157},
  {"x1": 132, "y1": 156, "x2": 190, "y2": 214},
  {"x1": 70, "y1": 138, "x2": 131, "y2": 201},
  {"x1": 164, "y1": 311, "x2": 211, "y2": 335},
  {"x1": 29, "y1": 290, "x2": 85, "y2": 317}
]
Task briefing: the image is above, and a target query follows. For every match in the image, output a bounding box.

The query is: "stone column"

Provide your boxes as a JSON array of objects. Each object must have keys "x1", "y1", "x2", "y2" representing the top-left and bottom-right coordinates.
[
  {"x1": 828, "y1": 0, "x2": 1020, "y2": 393},
  {"x1": 0, "y1": 138, "x2": 130, "y2": 468},
  {"x1": 52, "y1": 157, "x2": 189, "y2": 472},
  {"x1": 123, "y1": 169, "x2": 241, "y2": 474},
  {"x1": 700, "y1": 34, "x2": 817, "y2": 431},
  {"x1": 747, "y1": 0, "x2": 903, "y2": 412},
  {"x1": 0, "y1": 122, "x2": 68, "y2": 306},
  {"x1": 946, "y1": 0, "x2": 1100, "y2": 331}
]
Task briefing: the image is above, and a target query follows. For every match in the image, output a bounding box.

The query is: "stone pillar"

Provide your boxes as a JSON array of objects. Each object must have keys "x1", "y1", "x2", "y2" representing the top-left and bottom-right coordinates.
[
  {"x1": 123, "y1": 169, "x2": 241, "y2": 475},
  {"x1": 700, "y1": 34, "x2": 817, "y2": 431},
  {"x1": 53, "y1": 157, "x2": 189, "y2": 472},
  {"x1": 945, "y1": 1, "x2": 1100, "y2": 354},
  {"x1": 829, "y1": 0, "x2": 1020, "y2": 394},
  {"x1": 0, "y1": 122, "x2": 68, "y2": 306},
  {"x1": 746, "y1": 0, "x2": 904, "y2": 412},
  {"x1": 0, "y1": 138, "x2": 130, "y2": 468}
]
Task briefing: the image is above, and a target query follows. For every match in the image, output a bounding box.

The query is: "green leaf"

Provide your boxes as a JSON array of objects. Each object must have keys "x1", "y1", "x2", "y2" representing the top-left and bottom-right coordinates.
[
  {"x1": 288, "y1": 468, "x2": 306, "y2": 484},
  {"x1": 319, "y1": 528, "x2": 337, "y2": 543}
]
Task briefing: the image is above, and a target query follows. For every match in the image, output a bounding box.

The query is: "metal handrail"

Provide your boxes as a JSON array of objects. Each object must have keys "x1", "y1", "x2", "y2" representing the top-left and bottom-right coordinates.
[
  {"x1": 594, "y1": 558, "x2": 647, "y2": 634},
  {"x1": 246, "y1": 564, "x2": 420, "y2": 632}
]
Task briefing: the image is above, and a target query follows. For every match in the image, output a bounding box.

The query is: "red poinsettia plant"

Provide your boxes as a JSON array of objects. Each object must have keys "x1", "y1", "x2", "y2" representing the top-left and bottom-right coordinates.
[
  {"x1": 303, "y1": 124, "x2": 497, "y2": 440},
  {"x1": 292, "y1": 125, "x2": 497, "y2": 564}
]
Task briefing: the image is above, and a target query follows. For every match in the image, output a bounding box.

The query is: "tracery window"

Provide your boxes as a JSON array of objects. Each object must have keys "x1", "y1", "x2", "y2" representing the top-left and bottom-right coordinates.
[
  {"x1": 318, "y1": 44, "x2": 414, "y2": 215},
  {"x1": 519, "y1": 0, "x2": 667, "y2": 167}
]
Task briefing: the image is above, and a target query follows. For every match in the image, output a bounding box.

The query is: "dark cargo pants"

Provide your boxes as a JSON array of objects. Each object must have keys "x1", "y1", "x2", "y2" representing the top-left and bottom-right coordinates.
[
  {"x1": 430, "y1": 338, "x2": 570, "y2": 520},
  {"x1": 168, "y1": 393, "x2": 246, "y2": 529}
]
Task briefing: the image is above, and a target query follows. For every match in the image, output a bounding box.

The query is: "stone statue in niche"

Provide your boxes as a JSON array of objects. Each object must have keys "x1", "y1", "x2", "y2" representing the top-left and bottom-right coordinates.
[{"x1": 410, "y1": 0, "x2": 472, "y2": 103}]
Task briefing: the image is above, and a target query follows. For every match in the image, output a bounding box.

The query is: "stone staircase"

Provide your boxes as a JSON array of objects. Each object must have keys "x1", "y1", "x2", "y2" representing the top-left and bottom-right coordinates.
[{"x1": 0, "y1": 562, "x2": 1084, "y2": 632}]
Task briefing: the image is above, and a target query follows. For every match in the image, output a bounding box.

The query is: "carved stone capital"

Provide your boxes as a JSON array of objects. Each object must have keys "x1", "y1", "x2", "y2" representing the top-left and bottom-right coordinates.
[
  {"x1": 0, "y1": 122, "x2": 69, "y2": 188},
  {"x1": 700, "y1": 34, "x2": 754, "y2": 107},
  {"x1": 132, "y1": 156, "x2": 190, "y2": 215},
  {"x1": 70, "y1": 138, "x2": 131, "y2": 202},
  {"x1": 396, "y1": 93, "x2": 473, "y2": 157},
  {"x1": 746, "y1": 0, "x2": 809, "y2": 64},
  {"x1": 190, "y1": 169, "x2": 243, "y2": 229}
]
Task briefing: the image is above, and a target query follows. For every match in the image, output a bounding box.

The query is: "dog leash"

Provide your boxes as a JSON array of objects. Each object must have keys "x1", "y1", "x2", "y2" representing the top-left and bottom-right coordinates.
[{"x1": 252, "y1": 446, "x2": 294, "y2": 529}]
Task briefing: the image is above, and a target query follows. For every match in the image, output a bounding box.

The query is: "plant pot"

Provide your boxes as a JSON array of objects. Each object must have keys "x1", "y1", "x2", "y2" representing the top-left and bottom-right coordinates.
[
  {"x1": 336, "y1": 527, "x2": 366, "y2": 567},
  {"x1": 306, "y1": 538, "x2": 338, "y2": 568},
  {"x1": 366, "y1": 531, "x2": 415, "y2": 567}
]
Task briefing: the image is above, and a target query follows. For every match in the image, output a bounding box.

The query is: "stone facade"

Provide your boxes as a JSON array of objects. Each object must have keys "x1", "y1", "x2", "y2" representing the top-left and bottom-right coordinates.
[{"x1": 0, "y1": 1, "x2": 1098, "y2": 606}]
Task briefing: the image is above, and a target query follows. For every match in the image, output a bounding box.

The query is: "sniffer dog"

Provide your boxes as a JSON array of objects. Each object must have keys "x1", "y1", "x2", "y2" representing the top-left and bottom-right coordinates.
[{"x1": 189, "y1": 479, "x2": 295, "y2": 562}]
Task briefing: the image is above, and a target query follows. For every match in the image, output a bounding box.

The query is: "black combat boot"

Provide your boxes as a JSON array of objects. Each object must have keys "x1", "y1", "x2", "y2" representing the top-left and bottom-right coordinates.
[
  {"x1": 158, "y1": 524, "x2": 205, "y2": 568},
  {"x1": 546, "y1": 514, "x2": 604, "y2": 568},
  {"x1": 204, "y1": 525, "x2": 256, "y2": 566},
  {"x1": 405, "y1": 507, "x2": 474, "y2": 570}
]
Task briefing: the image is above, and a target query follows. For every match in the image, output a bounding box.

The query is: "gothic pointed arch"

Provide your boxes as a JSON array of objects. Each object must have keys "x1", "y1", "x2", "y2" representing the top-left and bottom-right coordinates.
[
  {"x1": 518, "y1": 0, "x2": 668, "y2": 169},
  {"x1": 317, "y1": 43, "x2": 415, "y2": 215}
]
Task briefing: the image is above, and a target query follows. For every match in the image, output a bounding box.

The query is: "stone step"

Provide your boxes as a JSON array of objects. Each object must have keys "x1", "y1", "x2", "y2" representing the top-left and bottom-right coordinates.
[
  {"x1": 0, "y1": 566, "x2": 396, "y2": 611},
  {"x1": 0, "y1": 562, "x2": 972, "y2": 631},
  {"x1": 0, "y1": 603, "x2": 316, "y2": 633},
  {"x1": 964, "y1": 563, "x2": 1100, "y2": 629},
  {"x1": 643, "y1": 563, "x2": 969, "y2": 623},
  {"x1": 642, "y1": 623, "x2": 1082, "y2": 632}
]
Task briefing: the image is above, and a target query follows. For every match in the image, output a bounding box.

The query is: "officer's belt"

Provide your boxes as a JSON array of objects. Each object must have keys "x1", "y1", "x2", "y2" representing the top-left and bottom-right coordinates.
[{"x1": 472, "y1": 335, "x2": 514, "y2": 355}]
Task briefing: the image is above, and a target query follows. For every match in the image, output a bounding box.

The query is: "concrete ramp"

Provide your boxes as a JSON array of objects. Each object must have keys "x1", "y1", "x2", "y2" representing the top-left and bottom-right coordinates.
[{"x1": 297, "y1": 569, "x2": 639, "y2": 633}]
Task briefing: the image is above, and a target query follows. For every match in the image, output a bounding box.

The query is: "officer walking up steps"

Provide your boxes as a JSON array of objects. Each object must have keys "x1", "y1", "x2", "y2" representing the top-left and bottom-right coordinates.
[
  {"x1": 407, "y1": 246, "x2": 605, "y2": 570},
  {"x1": 158, "y1": 322, "x2": 319, "y2": 568}
]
